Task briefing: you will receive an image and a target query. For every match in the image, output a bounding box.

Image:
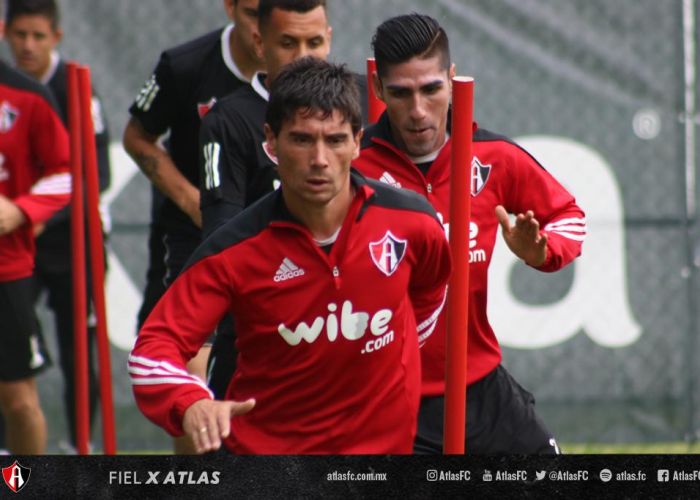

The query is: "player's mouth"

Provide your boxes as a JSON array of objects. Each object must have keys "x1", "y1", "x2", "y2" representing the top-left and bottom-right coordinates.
[
  {"x1": 18, "y1": 54, "x2": 36, "y2": 65},
  {"x1": 406, "y1": 126, "x2": 433, "y2": 138},
  {"x1": 306, "y1": 178, "x2": 330, "y2": 190}
]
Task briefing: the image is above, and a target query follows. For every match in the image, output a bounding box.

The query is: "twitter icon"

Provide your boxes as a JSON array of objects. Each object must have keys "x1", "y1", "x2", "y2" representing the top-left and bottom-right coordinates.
[{"x1": 536, "y1": 471, "x2": 547, "y2": 481}]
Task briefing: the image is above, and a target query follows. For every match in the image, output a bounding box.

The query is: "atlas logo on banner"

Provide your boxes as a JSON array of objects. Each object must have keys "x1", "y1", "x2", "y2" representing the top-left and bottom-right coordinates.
[
  {"x1": 369, "y1": 231, "x2": 407, "y2": 277},
  {"x1": 2, "y1": 461, "x2": 31, "y2": 493}
]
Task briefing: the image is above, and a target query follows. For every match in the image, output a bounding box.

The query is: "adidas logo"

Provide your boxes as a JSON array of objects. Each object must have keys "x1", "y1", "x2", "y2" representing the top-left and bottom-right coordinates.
[
  {"x1": 274, "y1": 257, "x2": 305, "y2": 282},
  {"x1": 379, "y1": 171, "x2": 401, "y2": 188}
]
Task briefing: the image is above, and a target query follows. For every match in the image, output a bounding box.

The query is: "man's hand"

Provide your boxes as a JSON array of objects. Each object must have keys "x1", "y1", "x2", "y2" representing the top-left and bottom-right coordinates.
[
  {"x1": 182, "y1": 398, "x2": 256, "y2": 454},
  {"x1": 495, "y1": 205, "x2": 547, "y2": 267},
  {"x1": 0, "y1": 195, "x2": 27, "y2": 236}
]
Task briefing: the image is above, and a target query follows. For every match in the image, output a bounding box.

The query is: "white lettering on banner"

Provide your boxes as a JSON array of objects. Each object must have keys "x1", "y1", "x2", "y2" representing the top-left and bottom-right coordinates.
[{"x1": 488, "y1": 136, "x2": 641, "y2": 349}]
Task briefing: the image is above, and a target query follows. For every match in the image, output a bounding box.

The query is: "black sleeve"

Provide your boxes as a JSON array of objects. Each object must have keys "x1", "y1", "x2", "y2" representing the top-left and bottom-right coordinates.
[
  {"x1": 199, "y1": 105, "x2": 250, "y2": 238},
  {"x1": 128, "y1": 51, "x2": 177, "y2": 136}
]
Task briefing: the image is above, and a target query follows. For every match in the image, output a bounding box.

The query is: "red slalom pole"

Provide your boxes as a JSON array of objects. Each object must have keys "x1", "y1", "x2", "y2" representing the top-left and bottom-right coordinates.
[
  {"x1": 443, "y1": 76, "x2": 474, "y2": 454},
  {"x1": 366, "y1": 58, "x2": 385, "y2": 124},
  {"x1": 67, "y1": 62, "x2": 90, "y2": 455},
  {"x1": 77, "y1": 65, "x2": 117, "y2": 455}
]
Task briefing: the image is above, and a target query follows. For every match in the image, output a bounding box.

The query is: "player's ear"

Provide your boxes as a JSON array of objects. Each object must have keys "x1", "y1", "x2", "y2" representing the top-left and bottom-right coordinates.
[
  {"x1": 53, "y1": 27, "x2": 64, "y2": 46},
  {"x1": 223, "y1": 0, "x2": 235, "y2": 20},
  {"x1": 0, "y1": 21, "x2": 5, "y2": 40},
  {"x1": 253, "y1": 30, "x2": 264, "y2": 61},
  {"x1": 352, "y1": 128, "x2": 363, "y2": 160},
  {"x1": 263, "y1": 123, "x2": 277, "y2": 156},
  {"x1": 372, "y1": 71, "x2": 384, "y2": 103}
]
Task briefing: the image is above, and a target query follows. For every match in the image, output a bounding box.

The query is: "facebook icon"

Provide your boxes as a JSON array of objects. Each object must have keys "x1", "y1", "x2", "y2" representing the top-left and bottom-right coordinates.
[{"x1": 657, "y1": 470, "x2": 670, "y2": 482}]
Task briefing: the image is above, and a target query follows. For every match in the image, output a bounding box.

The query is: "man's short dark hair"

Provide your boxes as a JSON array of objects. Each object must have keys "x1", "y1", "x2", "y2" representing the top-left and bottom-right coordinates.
[
  {"x1": 6, "y1": 0, "x2": 60, "y2": 29},
  {"x1": 258, "y1": 0, "x2": 326, "y2": 33},
  {"x1": 266, "y1": 56, "x2": 361, "y2": 137},
  {"x1": 371, "y1": 13, "x2": 450, "y2": 78}
]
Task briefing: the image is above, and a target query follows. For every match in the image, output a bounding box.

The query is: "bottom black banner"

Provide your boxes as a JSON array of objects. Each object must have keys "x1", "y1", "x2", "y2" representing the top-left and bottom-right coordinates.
[{"x1": 1, "y1": 455, "x2": 699, "y2": 498}]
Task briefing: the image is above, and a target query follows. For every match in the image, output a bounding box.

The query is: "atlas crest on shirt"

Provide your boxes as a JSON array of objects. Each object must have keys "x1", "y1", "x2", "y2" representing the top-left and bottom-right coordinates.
[
  {"x1": 0, "y1": 101, "x2": 19, "y2": 133},
  {"x1": 370, "y1": 231, "x2": 408, "y2": 277},
  {"x1": 471, "y1": 156, "x2": 492, "y2": 196}
]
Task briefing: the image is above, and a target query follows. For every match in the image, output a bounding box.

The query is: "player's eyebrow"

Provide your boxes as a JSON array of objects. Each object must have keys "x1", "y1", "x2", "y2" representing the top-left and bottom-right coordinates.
[{"x1": 384, "y1": 79, "x2": 444, "y2": 92}]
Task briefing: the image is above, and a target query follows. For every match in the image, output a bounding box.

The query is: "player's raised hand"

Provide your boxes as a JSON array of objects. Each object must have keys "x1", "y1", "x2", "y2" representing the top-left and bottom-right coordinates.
[
  {"x1": 495, "y1": 205, "x2": 548, "y2": 267},
  {"x1": 183, "y1": 398, "x2": 256, "y2": 454}
]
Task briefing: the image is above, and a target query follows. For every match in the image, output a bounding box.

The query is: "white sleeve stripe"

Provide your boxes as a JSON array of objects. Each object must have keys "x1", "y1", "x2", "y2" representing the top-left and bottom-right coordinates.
[
  {"x1": 129, "y1": 366, "x2": 193, "y2": 377},
  {"x1": 545, "y1": 217, "x2": 586, "y2": 228},
  {"x1": 417, "y1": 289, "x2": 448, "y2": 333},
  {"x1": 30, "y1": 174, "x2": 72, "y2": 194},
  {"x1": 128, "y1": 354, "x2": 192, "y2": 377},
  {"x1": 131, "y1": 377, "x2": 214, "y2": 398},
  {"x1": 128, "y1": 363, "x2": 205, "y2": 386},
  {"x1": 418, "y1": 319, "x2": 439, "y2": 346},
  {"x1": 129, "y1": 362, "x2": 214, "y2": 397},
  {"x1": 548, "y1": 224, "x2": 586, "y2": 231},
  {"x1": 549, "y1": 231, "x2": 586, "y2": 241}
]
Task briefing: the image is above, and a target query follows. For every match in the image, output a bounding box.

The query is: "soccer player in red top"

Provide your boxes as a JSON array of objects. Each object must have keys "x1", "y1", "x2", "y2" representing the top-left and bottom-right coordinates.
[
  {"x1": 354, "y1": 14, "x2": 586, "y2": 454},
  {"x1": 0, "y1": 5, "x2": 71, "y2": 453},
  {"x1": 129, "y1": 57, "x2": 452, "y2": 454}
]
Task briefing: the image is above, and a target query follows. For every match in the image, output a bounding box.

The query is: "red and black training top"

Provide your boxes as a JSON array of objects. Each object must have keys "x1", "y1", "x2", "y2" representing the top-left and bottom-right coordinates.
[
  {"x1": 354, "y1": 111, "x2": 586, "y2": 395},
  {"x1": 130, "y1": 171, "x2": 452, "y2": 454},
  {"x1": 0, "y1": 61, "x2": 70, "y2": 282}
]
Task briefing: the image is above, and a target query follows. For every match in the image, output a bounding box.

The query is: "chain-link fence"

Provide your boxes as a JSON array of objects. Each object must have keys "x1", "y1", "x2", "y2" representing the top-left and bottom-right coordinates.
[{"x1": 4, "y1": 0, "x2": 698, "y2": 451}]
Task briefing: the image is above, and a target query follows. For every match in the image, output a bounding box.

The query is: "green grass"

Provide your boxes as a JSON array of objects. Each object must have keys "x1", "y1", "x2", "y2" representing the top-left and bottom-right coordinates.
[{"x1": 561, "y1": 442, "x2": 700, "y2": 454}]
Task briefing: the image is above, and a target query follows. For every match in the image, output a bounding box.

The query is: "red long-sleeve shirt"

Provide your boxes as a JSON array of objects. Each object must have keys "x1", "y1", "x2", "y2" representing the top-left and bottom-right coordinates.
[
  {"x1": 130, "y1": 173, "x2": 451, "y2": 453},
  {"x1": 354, "y1": 114, "x2": 586, "y2": 395},
  {"x1": 0, "y1": 61, "x2": 71, "y2": 281}
]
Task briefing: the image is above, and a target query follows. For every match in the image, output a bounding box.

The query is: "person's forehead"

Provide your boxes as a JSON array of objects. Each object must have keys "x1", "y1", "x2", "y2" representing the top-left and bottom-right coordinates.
[
  {"x1": 236, "y1": 0, "x2": 259, "y2": 9},
  {"x1": 268, "y1": 6, "x2": 328, "y2": 36},
  {"x1": 283, "y1": 108, "x2": 350, "y2": 132},
  {"x1": 7, "y1": 13, "x2": 55, "y2": 31},
  {"x1": 382, "y1": 55, "x2": 448, "y2": 86}
]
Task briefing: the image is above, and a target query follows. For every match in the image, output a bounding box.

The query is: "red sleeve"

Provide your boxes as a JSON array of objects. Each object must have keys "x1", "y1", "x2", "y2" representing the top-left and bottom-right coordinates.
[
  {"x1": 13, "y1": 96, "x2": 71, "y2": 224},
  {"x1": 505, "y1": 143, "x2": 586, "y2": 272},
  {"x1": 129, "y1": 253, "x2": 235, "y2": 436},
  {"x1": 410, "y1": 215, "x2": 452, "y2": 346}
]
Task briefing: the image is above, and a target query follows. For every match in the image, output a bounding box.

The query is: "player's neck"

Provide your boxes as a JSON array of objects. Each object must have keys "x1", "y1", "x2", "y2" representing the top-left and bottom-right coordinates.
[
  {"x1": 284, "y1": 184, "x2": 355, "y2": 242},
  {"x1": 229, "y1": 30, "x2": 263, "y2": 81}
]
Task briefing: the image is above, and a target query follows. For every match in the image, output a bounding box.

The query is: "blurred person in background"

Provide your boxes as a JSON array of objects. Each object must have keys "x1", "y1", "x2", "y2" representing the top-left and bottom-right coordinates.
[
  {"x1": 122, "y1": 0, "x2": 264, "y2": 453},
  {"x1": 354, "y1": 13, "x2": 586, "y2": 454},
  {"x1": 4, "y1": 0, "x2": 111, "y2": 454},
  {"x1": 0, "y1": 1, "x2": 71, "y2": 454}
]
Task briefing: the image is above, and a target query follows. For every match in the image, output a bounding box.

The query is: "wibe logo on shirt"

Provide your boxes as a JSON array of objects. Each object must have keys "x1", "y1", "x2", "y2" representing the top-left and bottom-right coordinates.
[{"x1": 277, "y1": 300, "x2": 396, "y2": 354}]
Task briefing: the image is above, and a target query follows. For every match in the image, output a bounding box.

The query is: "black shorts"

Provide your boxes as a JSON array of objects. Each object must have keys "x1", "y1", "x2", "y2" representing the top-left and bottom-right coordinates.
[
  {"x1": 0, "y1": 277, "x2": 51, "y2": 381},
  {"x1": 414, "y1": 364, "x2": 560, "y2": 454}
]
